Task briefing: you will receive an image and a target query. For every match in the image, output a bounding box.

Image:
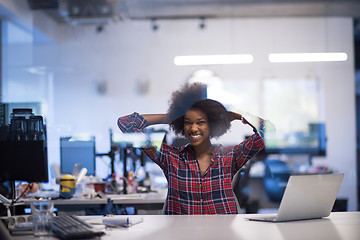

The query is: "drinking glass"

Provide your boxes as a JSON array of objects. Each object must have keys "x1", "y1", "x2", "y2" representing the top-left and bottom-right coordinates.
[{"x1": 31, "y1": 200, "x2": 54, "y2": 237}]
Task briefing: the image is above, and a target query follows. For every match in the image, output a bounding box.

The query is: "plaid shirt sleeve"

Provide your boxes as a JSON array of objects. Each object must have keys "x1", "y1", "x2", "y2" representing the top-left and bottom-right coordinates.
[
  {"x1": 232, "y1": 120, "x2": 265, "y2": 174},
  {"x1": 117, "y1": 112, "x2": 149, "y2": 133},
  {"x1": 117, "y1": 112, "x2": 168, "y2": 170}
]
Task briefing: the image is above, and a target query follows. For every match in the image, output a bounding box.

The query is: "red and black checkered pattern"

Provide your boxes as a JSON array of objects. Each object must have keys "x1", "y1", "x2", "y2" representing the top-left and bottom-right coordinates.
[{"x1": 118, "y1": 113, "x2": 265, "y2": 214}]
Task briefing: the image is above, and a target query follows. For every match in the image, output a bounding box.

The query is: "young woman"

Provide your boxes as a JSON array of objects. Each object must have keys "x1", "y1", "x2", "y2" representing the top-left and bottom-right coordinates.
[{"x1": 118, "y1": 83, "x2": 265, "y2": 214}]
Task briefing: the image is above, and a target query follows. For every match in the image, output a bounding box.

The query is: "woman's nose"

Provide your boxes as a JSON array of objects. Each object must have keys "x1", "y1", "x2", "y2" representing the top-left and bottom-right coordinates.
[{"x1": 190, "y1": 124, "x2": 198, "y2": 131}]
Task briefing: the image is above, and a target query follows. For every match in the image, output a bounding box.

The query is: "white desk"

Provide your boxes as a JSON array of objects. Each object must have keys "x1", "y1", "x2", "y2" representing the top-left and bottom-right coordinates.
[{"x1": 13, "y1": 212, "x2": 360, "y2": 240}]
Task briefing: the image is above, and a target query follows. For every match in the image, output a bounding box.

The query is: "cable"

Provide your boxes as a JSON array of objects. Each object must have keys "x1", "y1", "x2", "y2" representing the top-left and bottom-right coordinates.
[{"x1": 11, "y1": 183, "x2": 33, "y2": 205}]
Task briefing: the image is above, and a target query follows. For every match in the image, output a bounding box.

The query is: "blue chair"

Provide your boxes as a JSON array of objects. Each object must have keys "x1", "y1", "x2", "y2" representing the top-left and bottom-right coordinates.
[{"x1": 263, "y1": 159, "x2": 291, "y2": 202}]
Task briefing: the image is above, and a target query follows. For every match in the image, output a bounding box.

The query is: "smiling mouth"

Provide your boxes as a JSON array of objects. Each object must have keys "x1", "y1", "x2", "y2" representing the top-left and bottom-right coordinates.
[{"x1": 189, "y1": 134, "x2": 202, "y2": 140}]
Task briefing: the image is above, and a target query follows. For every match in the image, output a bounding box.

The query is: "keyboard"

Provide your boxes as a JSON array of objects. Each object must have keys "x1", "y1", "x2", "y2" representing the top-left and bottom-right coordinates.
[{"x1": 52, "y1": 214, "x2": 105, "y2": 239}]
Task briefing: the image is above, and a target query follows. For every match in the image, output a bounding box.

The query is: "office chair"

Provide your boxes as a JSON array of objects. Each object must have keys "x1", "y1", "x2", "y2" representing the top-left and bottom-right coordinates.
[{"x1": 263, "y1": 159, "x2": 291, "y2": 202}]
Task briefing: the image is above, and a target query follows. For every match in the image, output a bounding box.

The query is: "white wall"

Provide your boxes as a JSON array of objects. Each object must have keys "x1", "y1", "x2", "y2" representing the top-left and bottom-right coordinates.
[{"x1": 0, "y1": 2, "x2": 357, "y2": 210}]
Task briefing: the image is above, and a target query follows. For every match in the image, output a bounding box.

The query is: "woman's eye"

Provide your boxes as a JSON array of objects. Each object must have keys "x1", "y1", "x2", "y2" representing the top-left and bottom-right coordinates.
[
  {"x1": 198, "y1": 121, "x2": 206, "y2": 125},
  {"x1": 184, "y1": 121, "x2": 191, "y2": 125}
]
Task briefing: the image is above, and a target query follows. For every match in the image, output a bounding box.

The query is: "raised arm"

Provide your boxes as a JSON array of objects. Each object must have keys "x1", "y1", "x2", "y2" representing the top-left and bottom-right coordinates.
[
  {"x1": 228, "y1": 111, "x2": 265, "y2": 137},
  {"x1": 141, "y1": 114, "x2": 169, "y2": 125},
  {"x1": 118, "y1": 112, "x2": 169, "y2": 133},
  {"x1": 228, "y1": 111, "x2": 264, "y2": 123}
]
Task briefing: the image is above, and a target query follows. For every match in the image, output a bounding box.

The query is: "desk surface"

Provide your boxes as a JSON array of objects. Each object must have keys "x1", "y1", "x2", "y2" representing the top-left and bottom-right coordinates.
[{"x1": 13, "y1": 212, "x2": 360, "y2": 240}]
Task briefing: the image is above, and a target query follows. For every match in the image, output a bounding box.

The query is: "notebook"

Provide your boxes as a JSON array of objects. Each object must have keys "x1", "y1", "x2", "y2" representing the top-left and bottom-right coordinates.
[{"x1": 247, "y1": 173, "x2": 344, "y2": 222}]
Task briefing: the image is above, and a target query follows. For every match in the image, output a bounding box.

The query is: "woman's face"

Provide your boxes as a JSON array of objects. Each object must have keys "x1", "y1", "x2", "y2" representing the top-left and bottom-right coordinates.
[{"x1": 184, "y1": 108, "x2": 211, "y2": 147}]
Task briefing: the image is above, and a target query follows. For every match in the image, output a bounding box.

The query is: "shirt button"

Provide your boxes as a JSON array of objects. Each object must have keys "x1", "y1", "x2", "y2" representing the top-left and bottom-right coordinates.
[{"x1": 200, "y1": 199, "x2": 203, "y2": 202}]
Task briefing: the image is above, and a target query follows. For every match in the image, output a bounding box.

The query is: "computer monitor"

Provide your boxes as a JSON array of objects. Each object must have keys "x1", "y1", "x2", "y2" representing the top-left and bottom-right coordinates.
[
  {"x1": 0, "y1": 140, "x2": 48, "y2": 182},
  {"x1": 60, "y1": 137, "x2": 96, "y2": 176}
]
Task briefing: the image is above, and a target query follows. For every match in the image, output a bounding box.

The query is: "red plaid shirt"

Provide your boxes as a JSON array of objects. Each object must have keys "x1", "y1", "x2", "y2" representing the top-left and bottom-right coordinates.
[{"x1": 118, "y1": 112, "x2": 265, "y2": 214}]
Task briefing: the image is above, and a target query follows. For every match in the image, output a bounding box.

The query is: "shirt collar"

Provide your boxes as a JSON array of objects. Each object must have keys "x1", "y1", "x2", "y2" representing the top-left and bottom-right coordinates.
[
  {"x1": 179, "y1": 143, "x2": 192, "y2": 153},
  {"x1": 179, "y1": 143, "x2": 222, "y2": 155}
]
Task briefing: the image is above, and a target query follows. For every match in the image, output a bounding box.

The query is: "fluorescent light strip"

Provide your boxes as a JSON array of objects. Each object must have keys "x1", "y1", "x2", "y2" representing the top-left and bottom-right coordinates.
[
  {"x1": 174, "y1": 54, "x2": 253, "y2": 66},
  {"x1": 269, "y1": 52, "x2": 348, "y2": 63}
]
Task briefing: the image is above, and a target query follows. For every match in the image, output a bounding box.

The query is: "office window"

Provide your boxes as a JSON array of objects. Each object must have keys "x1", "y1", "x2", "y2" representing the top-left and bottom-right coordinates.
[
  {"x1": 263, "y1": 78, "x2": 323, "y2": 150},
  {"x1": 1, "y1": 20, "x2": 54, "y2": 187},
  {"x1": 207, "y1": 76, "x2": 325, "y2": 155}
]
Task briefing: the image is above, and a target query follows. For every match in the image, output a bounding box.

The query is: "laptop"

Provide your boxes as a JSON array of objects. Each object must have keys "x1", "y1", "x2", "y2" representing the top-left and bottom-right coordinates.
[{"x1": 247, "y1": 173, "x2": 344, "y2": 222}]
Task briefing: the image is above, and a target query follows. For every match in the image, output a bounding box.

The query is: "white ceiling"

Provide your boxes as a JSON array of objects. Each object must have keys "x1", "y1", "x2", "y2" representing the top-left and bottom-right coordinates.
[{"x1": 36, "y1": 0, "x2": 360, "y2": 25}]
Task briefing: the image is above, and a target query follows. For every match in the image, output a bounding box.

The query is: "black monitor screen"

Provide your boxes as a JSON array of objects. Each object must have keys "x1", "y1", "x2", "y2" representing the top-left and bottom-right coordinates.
[
  {"x1": 0, "y1": 140, "x2": 48, "y2": 182},
  {"x1": 60, "y1": 137, "x2": 96, "y2": 176}
]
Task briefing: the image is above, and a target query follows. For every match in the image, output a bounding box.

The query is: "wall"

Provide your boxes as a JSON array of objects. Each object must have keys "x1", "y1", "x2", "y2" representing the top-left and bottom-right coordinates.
[{"x1": 0, "y1": 2, "x2": 357, "y2": 210}]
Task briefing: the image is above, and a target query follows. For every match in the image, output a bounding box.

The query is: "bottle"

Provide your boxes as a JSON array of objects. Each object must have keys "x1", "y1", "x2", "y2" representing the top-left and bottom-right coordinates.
[
  {"x1": 133, "y1": 176, "x2": 138, "y2": 193},
  {"x1": 136, "y1": 166, "x2": 146, "y2": 186},
  {"x1": 110, "y1": 173, "x2": 118, "y2": 194},
  {"x1": 144, "y1": 172, "x2": 151, "y2": 192},
  {"x1": 127, "y1": 171, "x2": 134, "y2": 194}
]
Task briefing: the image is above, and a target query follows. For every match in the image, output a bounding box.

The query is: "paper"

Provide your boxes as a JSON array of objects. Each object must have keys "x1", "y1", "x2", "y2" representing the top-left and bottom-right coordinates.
[{"x1": 102, "y1": 216, "x2": 144, "y2": 227}]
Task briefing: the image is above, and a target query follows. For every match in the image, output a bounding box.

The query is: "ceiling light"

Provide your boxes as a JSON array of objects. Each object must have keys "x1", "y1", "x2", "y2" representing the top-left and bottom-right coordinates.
[
  {"x1": 174, "y1": 54, "x2": 253, "y2": 66},
  {"x1": 268, "y1": 52, "x2": 348, "y2": 63}
]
